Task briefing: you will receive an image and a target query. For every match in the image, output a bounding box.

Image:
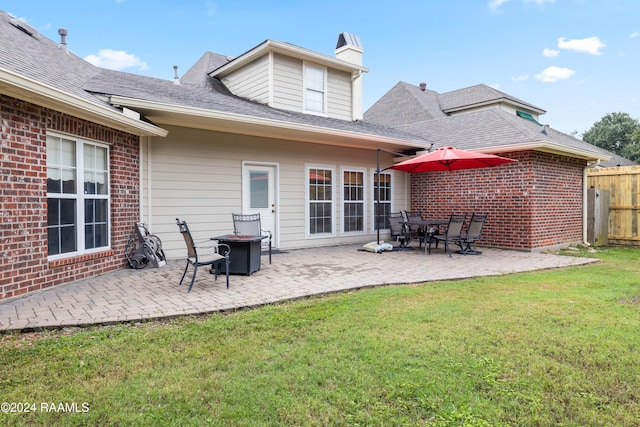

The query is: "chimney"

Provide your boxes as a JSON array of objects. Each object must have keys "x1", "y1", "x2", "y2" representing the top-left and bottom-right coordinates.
[
  {"x1": 173, "y1": 65, "x2": 180, "y2": 85},
  {"x1": 419, "y1": 82, "x2": 427, "y2": 91},
  {"x1": 58, "y1": 28, "x2": 68, "y2": 53},
  {"x1": 335, "y1": 32, "x2": 364, "y2": 120}
]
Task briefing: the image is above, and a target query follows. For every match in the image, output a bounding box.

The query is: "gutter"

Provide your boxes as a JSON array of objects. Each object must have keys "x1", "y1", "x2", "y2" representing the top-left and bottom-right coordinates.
[
  {"x1": 474, "y1": 141, "x2": 610, "y2": 162},
  {"x1": 108, "y1": 95, "x2": 428, "y2": 150},
  {"x1": 0, "y1": 68, "x2": 168, "y2": 137}
]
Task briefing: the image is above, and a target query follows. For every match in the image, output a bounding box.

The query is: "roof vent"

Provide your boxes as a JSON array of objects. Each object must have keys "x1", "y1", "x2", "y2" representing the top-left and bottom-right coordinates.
[
  {"x1": 541, "y1": 124, "x2": 549, "y2": 135},
  {"x1": 58, "y1": 28, "x2": 68, "y2": 53},
  {"x1": 173, "y1": 65, "x2": 180, "y2": 85},
  {"x1": 9, "y1": 18, "x2": 38, "y2": 39},
  {"x1": 419, "y1": 82, "x2": 427, "y2": 91}
]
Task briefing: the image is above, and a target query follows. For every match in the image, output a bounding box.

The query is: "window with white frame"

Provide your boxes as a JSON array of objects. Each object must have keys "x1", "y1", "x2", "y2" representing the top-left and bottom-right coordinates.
[
  {"x1": 373, "y1": 171, "x2": 392, "y2": 231},
  {"x1": 307, "y1": 166, "x2": 333, "y2": 235},
  {"x1": 304, "y1": 64, "x2": 326, "y2": 113},
  {"x1": 342, "y1": 169, "x2": 365, "y2": 233},
  {"x1": 47, "y1": 133, "x2": 110, "y2": 257}
]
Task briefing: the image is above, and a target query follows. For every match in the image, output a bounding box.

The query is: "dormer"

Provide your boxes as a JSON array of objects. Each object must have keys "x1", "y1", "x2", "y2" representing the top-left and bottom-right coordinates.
[{"x1": 208, "y1": 33, "x2": 368, "y2": 121}]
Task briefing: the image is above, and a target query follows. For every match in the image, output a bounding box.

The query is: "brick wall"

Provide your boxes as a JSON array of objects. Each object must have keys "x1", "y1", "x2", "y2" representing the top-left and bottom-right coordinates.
[
  {"x1": 1, "y1": 95, "x2": 140, "y2": 300},
  {"x1": 409, "y1": 151, "x2": 586, "y2": 250}
]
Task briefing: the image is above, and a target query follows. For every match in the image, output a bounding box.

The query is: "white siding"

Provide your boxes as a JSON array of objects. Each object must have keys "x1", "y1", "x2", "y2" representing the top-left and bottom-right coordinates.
[
  {"x1": 272, "y1": 53, "x2": 303, "y2": 112},
  {"x1": 221, "y1": 55, "x2": 270, "y2": 104},
  {"x1": 144, "y1": 126, "x2": 409, "y2": 259},
  {"x1": 327, "y1": 69, "x2": 352, "y2": 121}
]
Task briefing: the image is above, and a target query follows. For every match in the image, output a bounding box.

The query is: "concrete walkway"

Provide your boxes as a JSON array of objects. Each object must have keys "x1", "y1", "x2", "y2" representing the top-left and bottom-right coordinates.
[{"x1": 0, "y1": 245, "x2": 597, "y2": 332}]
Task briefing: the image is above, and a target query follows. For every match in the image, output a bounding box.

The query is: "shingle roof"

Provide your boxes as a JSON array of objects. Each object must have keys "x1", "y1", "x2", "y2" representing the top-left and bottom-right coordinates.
[
  {"x1": 0, "y1": 11, "x2": 108, "y2": 109},
  {"x1": 439, "y1": 83, "x2": 545, "y2": 113},
  {"x1": 0, "y1": 9, "x2": 429, "y2": 147},
  {"x1": 365, "y1": 81, "x2": 635, "y2": 167}
]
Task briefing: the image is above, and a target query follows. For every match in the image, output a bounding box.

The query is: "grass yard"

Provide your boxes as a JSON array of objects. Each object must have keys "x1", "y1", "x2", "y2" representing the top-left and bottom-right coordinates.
[{"x1": 1, "y1": 246, "x2": 639, "y2": 426}]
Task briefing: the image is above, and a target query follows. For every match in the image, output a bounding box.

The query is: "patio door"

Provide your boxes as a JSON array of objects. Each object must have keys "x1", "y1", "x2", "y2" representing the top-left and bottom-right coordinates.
[{"x1": 242, "y1": 163, "x2": 277, "y2": 247}]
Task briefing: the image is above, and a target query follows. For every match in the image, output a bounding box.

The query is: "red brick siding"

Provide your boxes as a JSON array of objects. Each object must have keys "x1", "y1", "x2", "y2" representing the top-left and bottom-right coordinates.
[
  {"x1": 409, "y1": 151, "x2": 586, "y2": 250},
  {"x1": 1, "y1": 95, "x2": 139, "y2": 300}
]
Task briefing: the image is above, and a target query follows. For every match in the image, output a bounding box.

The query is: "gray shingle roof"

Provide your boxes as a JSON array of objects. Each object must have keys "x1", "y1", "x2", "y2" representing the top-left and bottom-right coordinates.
[
  {"x1": 1, "y1": 9, "x2": 429, "y2": 147},
  {"x1": 0, "y1": 11, "x2": 109, "y2": 109},
  {"x1": 365, "y1": 81, "x2": 635, "y2": 167}
]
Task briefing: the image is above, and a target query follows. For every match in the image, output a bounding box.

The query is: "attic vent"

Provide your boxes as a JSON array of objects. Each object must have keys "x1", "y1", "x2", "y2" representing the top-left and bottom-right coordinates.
[
  {"x1": 336, "y1": 32, "x2": 362, "y2": 50},
  {"x1": 516, "y1": 110, "x2": 540, "y2": 125},
  {"x1": 9, "y1": 18, "x2": 38, "y2": 39}
]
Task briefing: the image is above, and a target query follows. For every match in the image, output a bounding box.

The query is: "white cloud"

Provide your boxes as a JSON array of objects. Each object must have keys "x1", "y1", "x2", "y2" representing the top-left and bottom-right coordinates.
[
  {"x1": 512, "y1": 74, "x2": 529, "y2": 81},
  {"x1": 84, "y1": 49, "x2": 149, "y2": 71},
  {"x1": 488, "y1": 0, "x2": 511, "y2": 8},
  {"x1": 557, "y1": 36, "x2": 606, "y2": 55},
  {"x1": 543, "y1": 48, "x2": 559, "y2": 57},
  {"x1": 535, "y1": 66, "x2": 575, "y2": 82},
  {"x1": 631, "y1": 31, "x2": 639, "y2": 38}
]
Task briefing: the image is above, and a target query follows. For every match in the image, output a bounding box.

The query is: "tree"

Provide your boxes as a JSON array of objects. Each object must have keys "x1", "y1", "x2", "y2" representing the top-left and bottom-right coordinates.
[
  {"x1": 582, "y1": 112, "x2": 640, "y2": 162},
  {"x1": 582, "y1": 113, "x2": 640, "y2": 162}
]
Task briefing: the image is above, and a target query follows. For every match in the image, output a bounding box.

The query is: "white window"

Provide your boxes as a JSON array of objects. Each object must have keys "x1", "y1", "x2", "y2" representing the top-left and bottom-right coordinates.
[
  {"x1": 304, "y1": 64, "x2": 327, "y2": 114},
  {"x1": 47, "y1": 133, "x2": 110, "y2": 258},
  {"x1": 307, "y1": 166, "x2": 334, "y2": 236},
  {"x1": 342, "y1": 169, "x2": 365, "y2": 234},
  {"x1": 372, "y1": 171, "x2": 392, "y2": 231}
]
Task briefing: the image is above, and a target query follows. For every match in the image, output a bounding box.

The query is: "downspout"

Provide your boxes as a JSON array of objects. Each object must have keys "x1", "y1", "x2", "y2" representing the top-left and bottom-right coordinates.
[{"x1": 582, "y1": 160, "x2": 600, "y2": 246}]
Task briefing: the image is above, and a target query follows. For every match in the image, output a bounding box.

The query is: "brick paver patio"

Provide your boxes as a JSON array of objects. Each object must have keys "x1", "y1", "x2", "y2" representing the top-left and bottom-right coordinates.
[{"x1": 0, "y1": 245, "x2": 597, "y2": 332}]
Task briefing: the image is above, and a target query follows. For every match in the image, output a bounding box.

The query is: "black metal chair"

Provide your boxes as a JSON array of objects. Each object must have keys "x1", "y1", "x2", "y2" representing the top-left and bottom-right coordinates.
[
  {"x1": 388, "y1": 212, "x2": 411, "y2": 249},
  {"x1": 176, "y1": 218, "x2": 230, "y2": 292},
  {"x1": 430, "y1": 213, "x2": 467, "y2": 257},
  {"x1": 232, "y1": 213, "x2": 272, "y2": 264},
  {"x1": 456, "y1": 213, "x2": 488, "y2": 255},
  {"x1": 403, "y1": 211, "x2": 426, "y2": 248}
]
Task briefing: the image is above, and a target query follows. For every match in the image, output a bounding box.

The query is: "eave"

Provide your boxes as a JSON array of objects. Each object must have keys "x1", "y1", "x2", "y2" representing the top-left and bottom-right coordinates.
[
  {"x1": 474, "y1": 141, "x2": 610, "y2": 162},
  {"x1": 108, "y1": 95, "x2": 427, "y2": 152},
  {"x1": 209, "y1": 40, "x2": 369, "y2": 77},
  {"x1": 0, "y1": 68, "x2": 168, "y2": 137}
]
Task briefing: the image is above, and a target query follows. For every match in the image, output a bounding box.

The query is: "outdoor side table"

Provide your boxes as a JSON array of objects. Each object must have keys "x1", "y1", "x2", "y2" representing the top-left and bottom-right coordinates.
[{"x1": 212, "y1": 234, "x2": 266, "y2": 275}]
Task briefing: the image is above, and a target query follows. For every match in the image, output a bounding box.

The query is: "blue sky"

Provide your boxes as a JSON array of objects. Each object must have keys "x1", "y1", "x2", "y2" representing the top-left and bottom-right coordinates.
[{"x1": 4, "y1": 0, "x2": 639, "y2": 136}]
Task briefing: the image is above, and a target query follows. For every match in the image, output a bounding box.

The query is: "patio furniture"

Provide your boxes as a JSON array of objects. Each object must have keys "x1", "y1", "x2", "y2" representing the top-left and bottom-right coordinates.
[
  {"x1": 212, "y1": 234, "x2": 265, "y2": 275},
  {"x1": 456, "y1": 213, "x2": 488, "y2": 255},
  {"x1": 403, "y1": 211, "x2": 426, "y2": 248},
  {"x1": 388, "y1": 212, "x2": 411, "y2": 249},
  {"x1": 430, "y1": 213, "x2": 467, "y2": 257},
  {"x1": 176, "y1": 218, "x2": 230, "y2": 292},
  {"x1": 232, "y1": 213, "x2": 272, "y2": 264}
]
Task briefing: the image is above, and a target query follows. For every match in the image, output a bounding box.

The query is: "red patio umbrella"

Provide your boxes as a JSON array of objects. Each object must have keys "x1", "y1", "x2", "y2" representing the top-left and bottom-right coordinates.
[{"x1": 391, "y1": 146, "x2": 517, "y2": 173}]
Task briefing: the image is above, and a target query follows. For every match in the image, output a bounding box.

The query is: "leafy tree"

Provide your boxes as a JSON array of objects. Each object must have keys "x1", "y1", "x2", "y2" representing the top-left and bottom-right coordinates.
[{"x1": 582, "y1": 112, "x2": 640, "y2": 162}]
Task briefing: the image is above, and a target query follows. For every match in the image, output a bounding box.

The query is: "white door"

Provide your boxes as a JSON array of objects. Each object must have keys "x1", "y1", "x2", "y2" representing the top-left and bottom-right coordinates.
[{"x1": 242, "y1": 163, "x2": 277, "y2": 246}]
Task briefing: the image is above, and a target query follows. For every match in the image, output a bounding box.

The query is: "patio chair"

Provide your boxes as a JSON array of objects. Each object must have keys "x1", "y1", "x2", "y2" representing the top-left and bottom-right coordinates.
[
  {"x1": 456, "y1": 213, "x2": 488, "y2": 255},
  {"x1": 232, "y1": 213, "x2": 272, "y2": 264},
  {"x1": 404, "y1": 211, "x2": 426, "y2": 248},
  {"x1": 388, "y1": 212, "x2": 411, "y2": 249},
  {"x1": 176, "y1": 218, "x2": 230, "y2": 292},
  {"x1": 430, "y1": 213, "x2": 467, "y2": 257}
]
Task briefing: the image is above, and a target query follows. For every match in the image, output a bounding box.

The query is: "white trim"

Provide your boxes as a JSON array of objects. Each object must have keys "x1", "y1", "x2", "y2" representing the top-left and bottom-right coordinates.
[
  {"x1": 305, "y1": 164, "x2": 336, "y2": 238},
  {"x1": 474, "y1": 142, "x2": 610, "y2": 162},
  {"x1": 46, "y1": 132, "x2": 111, "y2": 260},
  {"x1": 303, "y1": 62, "x2": 327, "y2": 116},
  {"x1": 371, "y1": 168, "x2": 394, "y2": 233},
  {"x1": 241, "y1": 161, "x2": 280, "y2": 248},
  {"x1": 107, "y1": 96, "x2": 428, "y2": 151},
  {"x1": 210, "y1": 39, "x2": 369, "y2": 78},
  {"x1": 0, "y1": 68, "x2": 167, "y2": 137},
  {"x1": 340, "y1": 167, "x2": 367, "y2": 236}
]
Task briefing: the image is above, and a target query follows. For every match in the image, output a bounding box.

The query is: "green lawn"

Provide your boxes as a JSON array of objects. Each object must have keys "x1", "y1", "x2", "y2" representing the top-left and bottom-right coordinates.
[{"x1": 1, "y1": 247, "x2": 639, "y2": 426}]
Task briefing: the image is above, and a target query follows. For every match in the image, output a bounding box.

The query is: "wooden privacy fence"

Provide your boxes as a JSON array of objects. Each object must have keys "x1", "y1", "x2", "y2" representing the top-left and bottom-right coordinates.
[{"x1": 587, "y1": 165, "x2": 640, "y2": 245}]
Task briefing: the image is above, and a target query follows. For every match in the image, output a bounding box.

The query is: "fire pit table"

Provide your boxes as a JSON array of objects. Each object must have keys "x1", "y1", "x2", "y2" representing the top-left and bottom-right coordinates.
[{"x1": 212, "y1": 234, "x2": 267, "y2": 275}]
